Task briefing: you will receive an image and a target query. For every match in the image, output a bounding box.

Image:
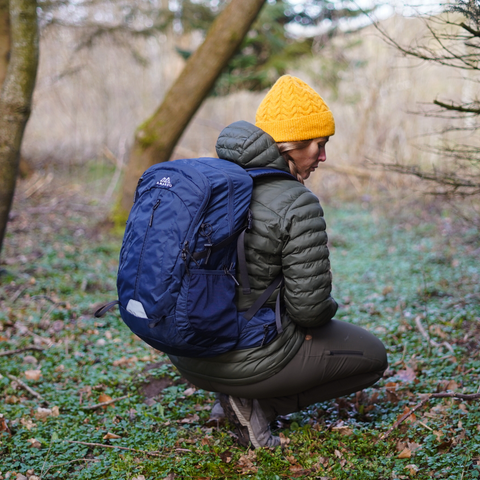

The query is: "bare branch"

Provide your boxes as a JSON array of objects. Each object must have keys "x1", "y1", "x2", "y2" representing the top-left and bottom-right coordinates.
[
  {"x1": 0, "y1": 346, "x2": 44, "y2": 357},
  {"x1": 82, "y1": 394, "x2": 130, "y2": 410},
  {"x1": 434, "y1": 99, "x2": 480, "y2": 114},
  {"x1": 66, "y1": 440, "x2": 164, "y2": 457},
  {"x1": 6, "y1": 373, "x2": 45, "y2": 401},
  {"x1": 460, "y1": 21, "x2": 480, "y2": 37}
]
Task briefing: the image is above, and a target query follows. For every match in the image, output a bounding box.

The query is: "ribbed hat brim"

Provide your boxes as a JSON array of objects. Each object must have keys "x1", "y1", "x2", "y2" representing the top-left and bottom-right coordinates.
[{"x1": 256, "y1": 110, "x2": 335, "y2": 143}]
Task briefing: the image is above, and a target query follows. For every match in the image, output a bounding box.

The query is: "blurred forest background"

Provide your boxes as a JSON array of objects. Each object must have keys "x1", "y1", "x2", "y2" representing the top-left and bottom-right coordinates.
[
  {"x1": 15, "y1": 0, "x2": 480, "y2": 211},
  {"x1": 2, "y1": 2, "x2": 480, "y2": 478}
]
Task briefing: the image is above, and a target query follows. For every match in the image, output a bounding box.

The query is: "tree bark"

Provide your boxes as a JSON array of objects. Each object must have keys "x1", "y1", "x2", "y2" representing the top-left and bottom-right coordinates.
[
  {"x1": 0, "y1": 0, "x2": 38, "y2": 256},
  {"x1": 0, "y1": 0, "x2": 9, "y2": 87},
  {"x1": 117, "y1": 0, "x2": 266, "y2": 218}
]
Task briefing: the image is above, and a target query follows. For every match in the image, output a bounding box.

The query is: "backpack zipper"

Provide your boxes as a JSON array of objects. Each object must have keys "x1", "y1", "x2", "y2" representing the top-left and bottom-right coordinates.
[
  {"x1": 149, "y1": 199, "x2": 161, "y2": 227},
  {"x1": 134, "y1": 191, "x2": 162, "y2": 298}
]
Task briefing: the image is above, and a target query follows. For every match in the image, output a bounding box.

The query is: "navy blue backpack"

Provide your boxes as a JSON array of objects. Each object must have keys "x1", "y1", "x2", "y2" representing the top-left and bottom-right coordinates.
[{"x1": 95, "y1": 157, "x2": 295, "y2": 358}]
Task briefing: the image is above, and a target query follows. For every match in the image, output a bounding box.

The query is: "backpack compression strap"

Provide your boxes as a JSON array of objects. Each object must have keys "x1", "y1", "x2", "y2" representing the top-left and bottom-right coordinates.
[{"x1": 241, "y1": 274, "x2": 284, "y2": 334}]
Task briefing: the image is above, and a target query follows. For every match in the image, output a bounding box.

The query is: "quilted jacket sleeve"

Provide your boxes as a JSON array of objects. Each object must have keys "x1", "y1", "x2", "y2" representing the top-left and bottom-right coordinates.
[{"x1": 281, "y1": 188, "x2": 338, "y2": 327}]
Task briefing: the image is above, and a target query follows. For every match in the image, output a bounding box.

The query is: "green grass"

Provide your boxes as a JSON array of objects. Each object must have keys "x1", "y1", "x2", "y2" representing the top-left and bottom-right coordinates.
[{"x1": 1, "y1": 186, "x2": 479, "y2": 479}]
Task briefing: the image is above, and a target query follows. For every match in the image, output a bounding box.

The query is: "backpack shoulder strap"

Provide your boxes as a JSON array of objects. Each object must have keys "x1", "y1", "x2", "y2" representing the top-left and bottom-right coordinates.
[{"x1": 237, "y1": 168, "x2": 296, "y2": 295}]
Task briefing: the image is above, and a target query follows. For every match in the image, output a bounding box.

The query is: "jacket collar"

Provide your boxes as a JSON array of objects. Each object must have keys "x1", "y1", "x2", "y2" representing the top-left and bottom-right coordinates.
[{"x1": 215, "y1": 121, "x2": 290, "y2": 173}]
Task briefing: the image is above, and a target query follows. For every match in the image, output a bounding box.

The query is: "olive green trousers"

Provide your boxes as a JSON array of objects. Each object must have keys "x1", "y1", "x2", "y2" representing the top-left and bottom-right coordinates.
[{"x1": 178, "y1": 320, "x2": 388, "y2": 417}]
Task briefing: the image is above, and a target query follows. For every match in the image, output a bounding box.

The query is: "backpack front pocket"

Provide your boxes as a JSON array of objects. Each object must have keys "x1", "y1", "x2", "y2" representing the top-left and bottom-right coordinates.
[{"x1": 183, "y1": 269, "x2": 239, "y2": 342}]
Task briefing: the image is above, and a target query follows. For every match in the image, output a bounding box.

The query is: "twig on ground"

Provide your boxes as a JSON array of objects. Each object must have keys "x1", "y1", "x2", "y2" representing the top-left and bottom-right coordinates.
[
  {"x1": 10, "y1": 285, "x2": 28, "y2": 303},
  {"x1": 415, "y1": 315, "x2": 455, "y2": 354},
  {"x1": 6, "y1": 373, "x2": 45, "y2": 401},
  {"x1": 66, "y1": 440, "x2": 163, "y2": 457},
  {"x1": 380, "y1": 391, "x2": 480, "y2": 440},
  {"x1": 82, "y1": 394, "x2": 130, "y2": 410},
  {"x1": 0, "y1": 346, "x2": 44, "y2": 357},
  {"x1": 13, "y1": 321, "x2": 55, "y2": 348},
  {"x1": 42, "y1": 458, "x2": 100, "y2": 476}
]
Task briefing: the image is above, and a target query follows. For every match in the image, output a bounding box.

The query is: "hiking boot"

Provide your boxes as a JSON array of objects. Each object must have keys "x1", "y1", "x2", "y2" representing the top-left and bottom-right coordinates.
[
  {"x1": 219, "y1": 394, "x2": 289, "y2": 449},
  {"x1": 205, "y1": 395, "x2": 225, "y2": 427}
]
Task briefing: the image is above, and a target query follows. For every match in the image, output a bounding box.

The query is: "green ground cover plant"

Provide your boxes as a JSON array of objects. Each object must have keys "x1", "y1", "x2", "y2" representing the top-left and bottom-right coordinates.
[{"x1": 0, "y1": 176, "x2": 479, "y2": 479}]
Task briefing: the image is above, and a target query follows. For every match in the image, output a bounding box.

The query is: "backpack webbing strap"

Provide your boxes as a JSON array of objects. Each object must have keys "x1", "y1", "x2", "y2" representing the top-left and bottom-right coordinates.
[
  {"x1": 242, "y1": 274, "x2": 284, "y2": 334},
  {"x1": 236, "y1": 229, "x2": 251, "y2": 295},
  {"x1": 191, "y1": 225, "x2": 245, "y2": 262},
  {"x1": 94, "y1": 300, "x2": 119, "y2": 318}
]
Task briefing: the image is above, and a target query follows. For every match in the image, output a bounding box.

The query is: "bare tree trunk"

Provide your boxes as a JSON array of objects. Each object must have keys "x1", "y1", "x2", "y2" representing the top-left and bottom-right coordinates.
[
  {"x1": 0, "y1": 0, "x2": 38, "y2": 256},
  {"x1": 0, "y1": 0, "x2": 9, "y2": 87},
  {"x1": 117, "y1": 0, "x2": 266, "y2": 218}
]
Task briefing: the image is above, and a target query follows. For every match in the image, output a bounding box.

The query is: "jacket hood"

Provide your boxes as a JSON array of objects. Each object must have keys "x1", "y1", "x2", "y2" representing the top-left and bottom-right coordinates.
[{"x1": 215, "y1": 121, "x2": 290, "y2": 173}]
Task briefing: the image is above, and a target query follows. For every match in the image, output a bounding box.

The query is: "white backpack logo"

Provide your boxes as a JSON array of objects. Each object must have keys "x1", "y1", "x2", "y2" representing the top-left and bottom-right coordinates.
[{"x1": 157, "y1": 177, "x2": 173, "y2": 188}]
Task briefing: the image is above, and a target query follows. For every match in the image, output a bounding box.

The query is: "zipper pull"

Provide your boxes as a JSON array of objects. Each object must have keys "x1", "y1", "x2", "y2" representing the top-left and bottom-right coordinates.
[
  {"x1": 182, "y1": 241, "x2": 190, "y2": 274},
  {"x1": 260, "y1": 324, "x2": 270, "y2": 347},
  {"x1": 247, "y1": 209, "x2": 253, "y2": 230},
  {"x1": 149, "y1": 199, "x2": 161, "y2": 227},
  {"x1": 224, "y1": 267, "x2": 240, "y2": 286}
]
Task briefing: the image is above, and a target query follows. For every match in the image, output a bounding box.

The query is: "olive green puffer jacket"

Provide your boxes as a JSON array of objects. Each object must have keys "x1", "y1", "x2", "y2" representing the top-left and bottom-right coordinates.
[{"x1": 168, "y1": 121, "x2": 338, "y2": 385}]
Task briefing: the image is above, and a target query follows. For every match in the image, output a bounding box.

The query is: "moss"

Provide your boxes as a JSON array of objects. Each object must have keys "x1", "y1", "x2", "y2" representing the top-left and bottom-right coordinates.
[{"x1": 110, "y1": 197, "x2": 129, "y2": 233}]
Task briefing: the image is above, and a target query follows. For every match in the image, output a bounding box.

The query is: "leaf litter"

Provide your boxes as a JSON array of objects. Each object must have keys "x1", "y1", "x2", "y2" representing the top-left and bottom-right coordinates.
[{"x1": 0, "y1": 175, "x2": 479, "y2": 479}]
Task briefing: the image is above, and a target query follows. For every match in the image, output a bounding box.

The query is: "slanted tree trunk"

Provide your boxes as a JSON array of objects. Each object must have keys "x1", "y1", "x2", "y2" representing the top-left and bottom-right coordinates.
[
  {"x1": 117, "y1": 0, "x2": 266, "y2": 219},
  {"x1": 0, "y1": 0, "x2": 39, "y2": 256}
]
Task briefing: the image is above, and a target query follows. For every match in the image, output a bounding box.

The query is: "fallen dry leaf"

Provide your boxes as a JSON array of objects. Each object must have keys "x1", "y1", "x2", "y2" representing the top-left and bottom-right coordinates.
[
  {"x1": 382, "y1": 285, "x2": 394, "y2": 295},
  {"x1": 397, "y1": 406, "x2": 416, "y2": 424},
  {"x1": 179, "y1": 413, "x2": 200, "y2": 424},
  {"x1": 183, "y1": 387, "x2": 196, "y2": 396},
  {"x1": 407, "y1": 442, "x2": 422, "y2": 453},
  {"x1": 131, "y1": 476, "x2": 146, "y2": 480},
  {"x1": 332, "y1": 425, "x2": 354, "y2": 435},
  {"x1": 5, "y1": 395, "x2": 20, "y2": 404},
  {"x1": 397, "y1": 448, "x2": 412, "y2": 459},
  {"x1": 386, "y1": 389, "x2": 400, "y2": 404},
  {"x1": 98, "y1": 393, "x2": 114, "y2": 408},
  {"x1": 35, "y1": 406, "x2": 59, "y2": 421},
  {"x1": 396, "y1": 367, "x2": 416, "y2": 383},
  {"x1": 0, "y1": 414, "x2": 11, "y2": 435},
  {"x1": 20, "y1": 417, "x2": 37, "y2": 430},
  {"x1": 27, "y1": 438, "x2": 42, "y2": 448},
  {"x1": 405, "y1": 463, "x2": 419, "y2": 476},
  {"x1": 22, "y1": 355, "x2": 38, "y2": 365},
  {"x1": 103, "y1": 432, "x2": 121, "y2": 440},
  {"x1": 289, "y1": 464, "x2": 303, "y2": 473},
  {"x1": 24, "y1": 369, "x2": 42, "y2": 381},
  {"x1": 113, "y1": 356, "x2": 138, "y2": 367}
]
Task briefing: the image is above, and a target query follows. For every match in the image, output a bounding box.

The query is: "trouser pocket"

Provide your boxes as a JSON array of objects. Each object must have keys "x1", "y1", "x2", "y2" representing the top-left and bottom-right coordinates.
[{"x1": 327, "y1": 350, "x2": 363, "y2": 356}]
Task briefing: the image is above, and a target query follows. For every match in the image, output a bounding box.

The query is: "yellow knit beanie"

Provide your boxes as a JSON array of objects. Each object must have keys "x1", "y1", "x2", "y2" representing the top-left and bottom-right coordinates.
[{"x1": 255, "y1": 75, "x2": 335, "y2": 142}]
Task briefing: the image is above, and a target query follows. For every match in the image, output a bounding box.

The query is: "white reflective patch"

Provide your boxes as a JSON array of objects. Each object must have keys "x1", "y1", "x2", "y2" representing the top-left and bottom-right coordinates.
[{"x1": 126, "y1": 299, "x2": 148, "y2": 318}]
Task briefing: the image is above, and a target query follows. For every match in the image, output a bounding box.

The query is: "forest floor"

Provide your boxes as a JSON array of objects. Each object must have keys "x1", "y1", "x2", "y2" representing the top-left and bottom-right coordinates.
[{"x1": 0, "y1": 170, "x2": 480, "y2": 480}]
